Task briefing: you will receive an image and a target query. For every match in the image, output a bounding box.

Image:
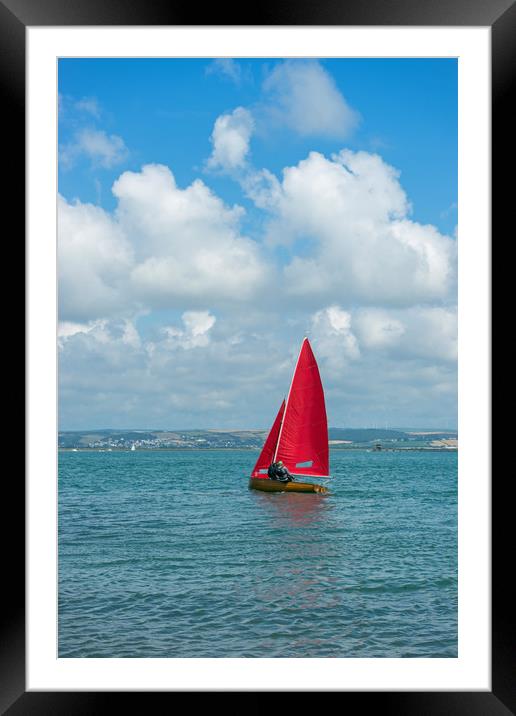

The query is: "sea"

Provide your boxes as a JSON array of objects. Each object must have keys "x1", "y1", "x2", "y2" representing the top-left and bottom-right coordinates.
[{"x1": 58, "y1": 449, "x2": 457, "y2": 658}]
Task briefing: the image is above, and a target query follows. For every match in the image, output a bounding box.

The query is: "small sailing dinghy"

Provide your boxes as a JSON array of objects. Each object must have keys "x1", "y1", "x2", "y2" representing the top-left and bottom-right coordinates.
[{"x1": 249, "y1": 337, "x2": 330, "y2": 494}]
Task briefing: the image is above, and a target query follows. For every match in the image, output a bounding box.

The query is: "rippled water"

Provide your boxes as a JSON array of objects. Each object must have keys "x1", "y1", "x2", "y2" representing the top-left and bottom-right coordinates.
[{"x1": 58, "y1": 449, "x2": 457, "y2": 658}]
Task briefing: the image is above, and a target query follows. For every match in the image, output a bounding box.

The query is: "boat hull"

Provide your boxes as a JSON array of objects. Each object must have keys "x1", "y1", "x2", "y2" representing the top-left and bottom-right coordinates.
[{"x1": 249, "y1": 477, "x2": 328, "y2": 494}]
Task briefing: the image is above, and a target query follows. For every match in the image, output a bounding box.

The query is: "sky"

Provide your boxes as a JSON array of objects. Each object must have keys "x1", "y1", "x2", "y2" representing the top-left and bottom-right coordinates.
[{"x1": 58, "y1": 57, "x2": 457, "y2": 431}]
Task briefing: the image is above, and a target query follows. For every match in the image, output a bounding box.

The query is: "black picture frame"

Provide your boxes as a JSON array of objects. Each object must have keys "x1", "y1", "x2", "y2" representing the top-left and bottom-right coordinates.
[{"x1": 5, "y1": 0, "x2": 507, "y2": 711}]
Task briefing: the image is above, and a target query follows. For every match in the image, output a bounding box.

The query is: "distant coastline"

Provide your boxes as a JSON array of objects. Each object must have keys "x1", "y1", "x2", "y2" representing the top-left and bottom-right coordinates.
[
  {"x1": 58, "y1": 428, "x2": 458, "y2": 451},
  {"x1": 59, "y1": 446, "x2": 457, "y2": 453},
  {"x1": 59, "y1": 426, "x2": 457, "y2": 453}
]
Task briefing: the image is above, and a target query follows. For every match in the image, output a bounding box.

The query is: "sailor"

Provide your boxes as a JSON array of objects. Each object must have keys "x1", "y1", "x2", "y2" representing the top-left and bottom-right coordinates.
[{"x1": 267, "y1": 460, "x2": 294, "y2": 482}]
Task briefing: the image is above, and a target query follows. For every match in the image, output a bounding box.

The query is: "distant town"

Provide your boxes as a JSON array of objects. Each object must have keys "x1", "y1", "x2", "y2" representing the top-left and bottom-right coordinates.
[{"x1": 58, "y1": 428, "x2": 458, "y2": 451}]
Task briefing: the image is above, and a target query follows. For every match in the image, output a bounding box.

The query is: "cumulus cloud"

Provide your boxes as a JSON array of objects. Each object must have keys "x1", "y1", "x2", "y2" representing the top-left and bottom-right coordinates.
[
  {"x1": 57, "y1": 58, "x2": 459, "y2": 431},
  {"x1": 244, "y1": 149, "x2": 456, "y2": 307},
  {"x1": 58, "y1": 164, "x2": 268, "y2": 322},
  {"x1": 262, "y1": 60, "x2": 360, "y2": 139},
  {"x1": 310, "y1": 306, "x2": 360, "y2": 374},
  {"x1": 394, "y1": 306, "x2": 457, "y2": 362},
  {"x1": 353, "y1": 309, "x2": 406, "y2": 349},
  {"x1": 58, "y1": 311, "x2": 295, "y2": 428},
  {"x1": 58, "y1": 196, "x2": 134, "y2": 322},
  {"x1": 58, "y1": 304, "x2": 457, "y2": 430},
  {"x1": 58, "y1": 317, "x2": 142, "y2": 350},
  {"x1": 58, "y1": 152, "x2": 457, "y2": 427},
  {"x1": 304, "y1": 303, "x2": 457, "y2": 428},
  {"x1": 311, "y1": 305, "x2": 457, "y2": 365},
  {"x1": 58, "y1": 110, "x2": 457, "y2": 429},
  {"x1": 206, "y1": 107, "x2": 254, "y2": 172},
  {"x1": 60, "y1": 128, "x2": 129, "y2": 169},
  {"x1": 241, "y1": 168, "x2": 282, "y2": 211},
  {"x1": 159, "y1": 311, "x2": 217, "y2": 350},
  {"x1": 114, "y1": 164, "x2": 267, "y2": 306},
  {"x1": 58, "y1": 320, "x2": 95, "y2": 340}
]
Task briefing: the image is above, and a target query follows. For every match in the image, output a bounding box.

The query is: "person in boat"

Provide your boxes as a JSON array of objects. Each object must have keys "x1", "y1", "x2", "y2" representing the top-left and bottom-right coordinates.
[{"x1": 267, "y1": 460, "x2": 294, "y2": 482}]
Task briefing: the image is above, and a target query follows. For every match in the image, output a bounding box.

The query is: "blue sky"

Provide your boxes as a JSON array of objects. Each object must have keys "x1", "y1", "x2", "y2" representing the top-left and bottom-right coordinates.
[{"x1": 58, "y1": 58, "x2": 457, "y2": 430}]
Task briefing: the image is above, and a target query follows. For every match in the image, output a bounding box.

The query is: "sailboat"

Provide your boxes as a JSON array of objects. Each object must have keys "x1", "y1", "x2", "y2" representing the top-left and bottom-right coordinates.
[{"x1": 249, "y1": 337, "x2": 330, "y2": 494}]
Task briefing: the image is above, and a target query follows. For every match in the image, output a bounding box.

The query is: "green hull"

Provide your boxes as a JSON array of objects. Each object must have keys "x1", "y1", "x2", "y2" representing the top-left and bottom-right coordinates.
[{"x1": 249, "y1": 477, "x2": 328, "y2": 494}]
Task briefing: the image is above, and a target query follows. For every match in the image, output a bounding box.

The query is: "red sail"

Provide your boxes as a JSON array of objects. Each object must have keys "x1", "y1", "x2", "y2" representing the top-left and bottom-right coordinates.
[
  {"x1": 274, "y1": 338, "x2": 329, "y2": 477},
  {"x1": 251, "y1": 400, "x2": 286, "y2": 478}
]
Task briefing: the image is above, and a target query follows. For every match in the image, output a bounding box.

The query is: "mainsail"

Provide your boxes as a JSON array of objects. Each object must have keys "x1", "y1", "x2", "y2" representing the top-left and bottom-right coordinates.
[{"x1": 251, "y1": 338, "x2": 329, "y2": 480}]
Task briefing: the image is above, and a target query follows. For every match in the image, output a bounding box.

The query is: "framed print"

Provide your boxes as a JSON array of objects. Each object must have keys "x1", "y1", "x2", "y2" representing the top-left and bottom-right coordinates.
[{"x1": 5, "y1": 0, "x2": 509, "y2": 710}]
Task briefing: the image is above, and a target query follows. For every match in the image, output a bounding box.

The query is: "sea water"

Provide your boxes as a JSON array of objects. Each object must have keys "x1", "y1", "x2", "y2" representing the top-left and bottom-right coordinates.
[{"x1": 58, "y1": 449, "x2": 457, "y2": 658}]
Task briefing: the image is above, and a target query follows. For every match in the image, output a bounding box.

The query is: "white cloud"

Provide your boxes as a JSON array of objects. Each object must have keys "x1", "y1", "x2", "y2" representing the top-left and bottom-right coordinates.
[
  {"x1": 58, "y1": 164, "x2": 269, "y2": 322},
  {"x1": 60, "y1": 128, "x2": 129, "y2": 169},
  {"x1": 58, "y1": 319, "x2": 105, "y2": 351},
  {"x1": 58, "y1": 107, "x2": 457, "y2": 430},
  {"x1": 58, "y1": 318, "x2": 143, "y2": 348},
  {"x1": 350, "y1": 305, "x2": 457, "y2": 362},
  {"x1": 241, "y1": 168, "x2": 282, "y2": 211},
  {"x1": 353, "y1": 309, "x2": 405, "y2": 349},
  {"x1": 58, "y1": 153, "x2": 457, "y2": 428},
  {"x1": 182, "y1": 310, "x2": 216, "y2": 337},
  {"x1": 58, "y1": 311, "x2": 305, "y2": 429},
  {"x1": 206, "y1": 107, "x2": 254, "y2": 172},
  {"x1": 114, "y1": 164, "x2": 268, "y2": 306},
  {"x1": 58, "y1": 320, "x2": 95, "y2": 339},
  {"x1": 262, "y1": 60, "x2": 360, "y2": 139},
  {"x1": 302, "y1": 303, "x2": 457, "y2": 428},
  {"x1": 159, "y1": 311, "x2": 217, "y2": 350},
  {"x1": 310, "y1": 306, "x2": 360, "y2": 374},
  {"x1": 58, "y1": 308, "x2": 457, "y2": 430},
  {"x1": 246, "y1": 149, "x2": 456, "y2": 307},
  {"x1": 206, "y1": 59, "x2": 243, "y2": 85},
  {"x1": 58, "y1": 196, "x2": 134, "y2": 322},
  {"x1": 74, "y1": 97, "x2": 101, "y2": 118},
  {"x1": 121, "y1": 319, "x2": 142, "y2": 349},
  {"x1": 397, "y1": 306, "x2": 457, "y2": 362}
]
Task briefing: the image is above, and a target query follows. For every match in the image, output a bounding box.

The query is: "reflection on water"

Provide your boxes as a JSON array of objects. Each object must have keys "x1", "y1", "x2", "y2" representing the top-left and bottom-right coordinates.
[
  {"x1": 255, "y1": 489, "x2": 335, "y2": 528},
  {"x1": 249, "y1": 491, "x2": 343, "y2": 611}
]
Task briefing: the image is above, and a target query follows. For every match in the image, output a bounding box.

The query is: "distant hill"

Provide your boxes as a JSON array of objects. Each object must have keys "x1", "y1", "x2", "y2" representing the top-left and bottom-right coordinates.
[
  {"x1": 331, "y1": 428, "x2": 457, "y2": 442},
  {"x1": 329, "y1": 427, "x2": 409, "y2": 441},
  {"x1": 59, "y1": 427, "x2": 457, "y2": 449},
  {"x1": 58, "y1": 428, "x2": 267, "y2": 450}
]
